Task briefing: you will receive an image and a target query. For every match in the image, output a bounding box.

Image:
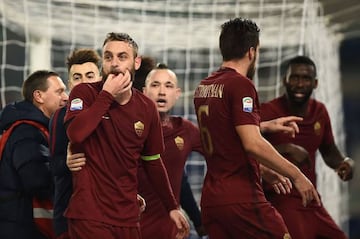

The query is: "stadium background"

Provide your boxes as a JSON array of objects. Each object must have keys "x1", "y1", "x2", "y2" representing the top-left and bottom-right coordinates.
[{"x1": 1, "y1": 0, "x2": 359, "y2": 238}]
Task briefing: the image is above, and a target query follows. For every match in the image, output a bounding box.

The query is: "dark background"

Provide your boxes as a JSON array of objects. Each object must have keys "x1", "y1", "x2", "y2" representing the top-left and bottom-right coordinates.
[{"x1": 340, "y1": 37, "x2": 360, "y2": 238}]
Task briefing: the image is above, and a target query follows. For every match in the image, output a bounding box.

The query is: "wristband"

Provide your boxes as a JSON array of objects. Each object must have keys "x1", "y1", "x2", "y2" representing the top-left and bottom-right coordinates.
[{"x1": 344, "y1": 157, "x2": 354, "y2": 168}]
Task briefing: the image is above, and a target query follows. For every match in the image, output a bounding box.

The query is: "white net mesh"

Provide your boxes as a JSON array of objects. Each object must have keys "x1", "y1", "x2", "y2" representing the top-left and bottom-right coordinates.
[{"x1": 0, "y1": 0, "x2": 348, "y2": 234}]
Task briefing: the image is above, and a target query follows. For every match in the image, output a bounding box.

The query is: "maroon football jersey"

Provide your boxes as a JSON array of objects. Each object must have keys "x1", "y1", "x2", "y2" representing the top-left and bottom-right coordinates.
[
  {"x1": 64, "y1": 82, "x2": 164, "y2": 227},
  {"x1": 138, "y1": 117, "x2": 203, "y2": 238},
  {"x1": 261, "y1": 95, "x2": 335, "y2": 208},
  {"x1": 193, "y1": 67, "x2": 266, "y2": 208}
]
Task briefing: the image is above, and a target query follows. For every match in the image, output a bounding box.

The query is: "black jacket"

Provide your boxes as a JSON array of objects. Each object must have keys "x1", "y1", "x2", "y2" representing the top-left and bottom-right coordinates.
[
  {"x1": 49, "y1": 106, "x2": 71, "y2": 236},
  {"x1": 0, "y1": 100, "x2": 52, "y2": 239}
]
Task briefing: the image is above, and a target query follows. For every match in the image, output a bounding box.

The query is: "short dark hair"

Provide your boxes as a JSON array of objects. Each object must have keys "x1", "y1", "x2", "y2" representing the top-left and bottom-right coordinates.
[
  {"x1": 284, "y1": 56, "x2": 317, "y2": 77},
  {"x1": 133, "y1": 56, "x2": 156, "y2": 90},
  {"x1": 66, "y1": 48, "x2": 101, "y2": 72},
  {"x1": 22, "y1": 70, "x2": 60, "y2": 102},
  {"x1": 103, "y1": 32, "x2": 139, "y2": 57},
  {"x1": 219, "y1": 18, "x2": 260, "y2": 61},
  {"x1": 155, "y1": 63, "x2": 169, "y2": 69}
]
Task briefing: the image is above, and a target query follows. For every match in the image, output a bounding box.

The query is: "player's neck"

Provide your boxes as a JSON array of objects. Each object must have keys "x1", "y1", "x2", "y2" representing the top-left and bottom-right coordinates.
[
  {"x1": 159, "y1": 112, "x2": 172, "y2": 127},
  {"x1": 287, "y1": 101, "x2": 309, "y2": 117},
  {"x1": 221, "y1": 59, "x2": 249, "y2": 77},
  {"x1": 115, "y1": 89, "x2": 132, "y2": 105}
]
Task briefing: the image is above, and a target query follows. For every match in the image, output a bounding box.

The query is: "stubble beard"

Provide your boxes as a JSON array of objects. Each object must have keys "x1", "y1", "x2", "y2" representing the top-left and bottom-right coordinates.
[
  {"x1": 101, "y1": 65, "x2": 135, "y2": 82},
  {"x1": 246, "y1": 55, "x2": 257, "y2": 80},
  {"x1": 285, "y1": 84, "x2": 313, "y2": 107}
]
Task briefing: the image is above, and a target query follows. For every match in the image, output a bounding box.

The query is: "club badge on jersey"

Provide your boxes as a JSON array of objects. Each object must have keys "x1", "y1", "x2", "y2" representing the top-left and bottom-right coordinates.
[
  {"x1": 242, "y1": 97, "x2": 253, "y2": 112},
  {"x1": 70, "y1": 98, "x2": 83, "y2": 111},
  {"x1": 134, "y1": 121, "x2": 144, "y2": 137}
]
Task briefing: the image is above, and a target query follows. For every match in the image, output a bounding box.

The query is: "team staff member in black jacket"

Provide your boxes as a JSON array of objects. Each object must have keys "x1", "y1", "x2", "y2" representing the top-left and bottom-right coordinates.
[{"x1": 0, "y1": 70, "x2": 68, "y2": 239}]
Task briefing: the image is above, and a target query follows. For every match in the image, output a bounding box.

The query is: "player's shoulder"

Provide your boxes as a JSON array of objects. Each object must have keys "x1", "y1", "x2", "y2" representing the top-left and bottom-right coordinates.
[
  {"x1": 133, "y1": 88, "x2": 153, "y2": 103},
  {"x1": 70, "y1": 81, "x2": 103, "y2": 97},
  {"x1": 132, "y1": 89, "x2": 158, "y2": 110},
  {"x1": 311, "y1": 98, "x2": 326, "y2": 107},
  {"x1": 309, "y1": 98, "x2": 329, "y2": 114},
  {"x1": 172, "y1": 116, "x2": 198, "y2": 130},
  {"x1": 260, "y1": 96, "x2": 285, "y2": 119},
  {"x1": 261, "y1": 96, "x2": 281, "y2": 107}
]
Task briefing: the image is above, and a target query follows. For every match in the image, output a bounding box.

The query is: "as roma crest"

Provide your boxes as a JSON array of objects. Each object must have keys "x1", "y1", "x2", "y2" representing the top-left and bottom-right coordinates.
[
  {"x1": 134, "y1": 121, "x2": 144, "y2": 137},
  {"x1": 174, "y1": 136, "x2": 184, "y2": 150},
  {"x1": 314, "y1": 121, "x2": 321, "y2": 136}
]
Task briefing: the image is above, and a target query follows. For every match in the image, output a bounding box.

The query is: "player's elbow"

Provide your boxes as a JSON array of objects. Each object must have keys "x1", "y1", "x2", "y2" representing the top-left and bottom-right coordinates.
[
  {"x1": 242, "y1": 139, "x2": 264, "y2": 157},
  {"x1": 66, "y1": 123, "x2": 86, "y2": 144}
]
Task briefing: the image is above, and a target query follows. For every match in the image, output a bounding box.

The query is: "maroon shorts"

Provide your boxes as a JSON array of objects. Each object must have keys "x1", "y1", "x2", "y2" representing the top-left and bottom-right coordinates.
[
  {"x1": 140, "y1": 215, "x2": 177, "y2": 239},
  {"x1": 68, "y1": 219, "x2": 141, "y2": 239},
  {"x1": 275, "y1": 204, "x2": 347, "y2": 239},
  {"x1": 202, "y1": 202, "x2": 290, "y2": 239}
]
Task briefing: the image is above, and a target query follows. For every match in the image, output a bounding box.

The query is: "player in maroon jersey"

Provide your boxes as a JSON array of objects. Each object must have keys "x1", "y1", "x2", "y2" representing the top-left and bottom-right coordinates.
[
  {"x1": 261, "y1": 55, "x2": 353, "y2": 239},
  {"x1": 50, "y1": 48, "x2": 101, "y2": 239},
  {"x1": 137, "y1": 63, "x2": 206, "y2": 239},
  {"x1": 193, "y1": 18, "x2": 320, "y2": 239},
  {"x1": 64, "y1": 32, "x2": 189, "y2": 239}
]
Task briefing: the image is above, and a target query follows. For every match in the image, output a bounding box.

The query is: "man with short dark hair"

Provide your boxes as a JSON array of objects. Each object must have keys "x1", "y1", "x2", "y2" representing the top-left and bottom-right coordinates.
[
  {"x1": 0, "y1": 70, "x2": 68, "y2": 239},
  {"x1": 193, "y1": 18, "x2": 320, "y2": 239},
  {"x1": 261, "y1": 55, "x2": 353, "y2": 239},
  {"x1": 64, "y1": 32, "x2": 189, "y2": 239}
]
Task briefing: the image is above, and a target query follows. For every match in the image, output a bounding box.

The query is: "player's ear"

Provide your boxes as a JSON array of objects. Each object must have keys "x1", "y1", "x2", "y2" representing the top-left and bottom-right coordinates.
[
  {"x1": 175, "y1": 87, "x2": 182, "y2": 100},
  {"x1": 134, "y1": 56, "x2": 141, "y2": 71},
  {"x1": 33, "y1": 89, "x2": 44, "y2": 104},
  {"x1": 313, "y1": 79, "x2": 318, "y2": 89},
  {"x1": 248, "y1": 47, "x2": 256, "y2": 61}
]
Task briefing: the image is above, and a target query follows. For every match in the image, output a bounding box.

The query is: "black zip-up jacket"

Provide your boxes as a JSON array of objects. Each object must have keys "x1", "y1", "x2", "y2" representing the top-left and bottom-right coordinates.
[
  {"x1": 0, "y1": 100, "x2": 52, "y2": 239},
  {"x1": 49, "y1": 106, "x2": 71, "y2": 236}
]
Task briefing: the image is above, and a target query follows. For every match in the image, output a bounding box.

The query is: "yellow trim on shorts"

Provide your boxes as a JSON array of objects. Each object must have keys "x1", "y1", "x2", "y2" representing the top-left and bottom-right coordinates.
[{"x1": 141, "y1": 154, "x2": 160, "y2": 161}]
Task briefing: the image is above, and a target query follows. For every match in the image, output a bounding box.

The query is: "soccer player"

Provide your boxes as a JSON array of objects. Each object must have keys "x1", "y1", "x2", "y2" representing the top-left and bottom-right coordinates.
[
  {"x1": 132, "y1": 58, "x2": 207, "y2": 237},
  {"x1": 193, "y1": 17, "x2": 320, "y2": 239},
  {"x1": 260, "y1": 55, "x2": 353, "y2": 239},
  {"x1": 138, "y1": 63, "x2": 206, "y2": 239},
  {"x1": 49, "y1": 48, "x2": 101, "y2": 239},
  {"x1": 64, "y1": 32, "x2": 189, "y2": 239}
]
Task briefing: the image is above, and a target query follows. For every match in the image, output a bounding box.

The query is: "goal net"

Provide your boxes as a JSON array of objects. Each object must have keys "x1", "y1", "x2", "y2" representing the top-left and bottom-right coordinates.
[{"x1": 0, "y1": 0, "x2": 348, "y2": 234}]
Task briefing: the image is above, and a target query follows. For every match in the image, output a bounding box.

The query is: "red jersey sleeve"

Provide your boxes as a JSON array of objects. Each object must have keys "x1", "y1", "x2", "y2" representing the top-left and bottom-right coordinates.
[
  {"x1": 64, "y1": 82, "x2": 114, "y2": 144},
  {"x1": 228, "y1": 77, "x2": 260, "y2": 127},
  {"x1": 141, "y1": 100, "x2": 165, "y2": 156},
  {"x1": 142, "y1": 158, "x2": 179, "y2": 212},
  {"x1": 319, "y1": 103, "x2": 335, "y2": 146}
]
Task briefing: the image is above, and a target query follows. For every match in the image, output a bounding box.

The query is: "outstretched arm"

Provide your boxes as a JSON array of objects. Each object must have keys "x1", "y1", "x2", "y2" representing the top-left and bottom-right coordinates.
[
  {"x1": 237, "y1": 124, "x2": 320, "y2": 207},
  {"x1": 260, "y1": 116, "x2": 303, "y2": 138}
]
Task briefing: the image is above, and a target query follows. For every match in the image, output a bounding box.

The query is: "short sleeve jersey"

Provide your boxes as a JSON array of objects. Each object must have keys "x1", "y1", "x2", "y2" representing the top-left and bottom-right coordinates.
[
  {"x1": 193, "y1": 67, "x2": 266, "y2": 207},
  {"x1": 138, "y1": 117, "x2": 203, "y2": 236},
  {"x1": 260, "y1": 95, "x2": 334, "y2": 208},
  {"x1": 64, "y1": 82, "x2": 164, "y2": 227}
]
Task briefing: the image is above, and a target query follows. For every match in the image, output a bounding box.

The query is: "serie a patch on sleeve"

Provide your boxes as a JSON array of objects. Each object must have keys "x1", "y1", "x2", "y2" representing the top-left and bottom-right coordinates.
[
  {"x1": 70, "y1": 98, "x2": 83, "y2": 111},
  {"x1": 242, "y1": 97, "x2": 253, "y2": 112}
]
